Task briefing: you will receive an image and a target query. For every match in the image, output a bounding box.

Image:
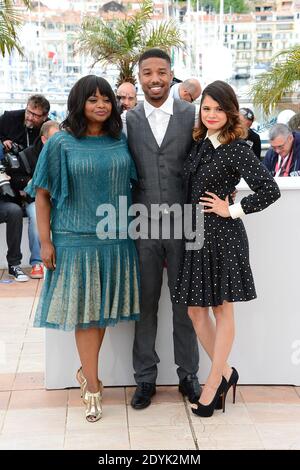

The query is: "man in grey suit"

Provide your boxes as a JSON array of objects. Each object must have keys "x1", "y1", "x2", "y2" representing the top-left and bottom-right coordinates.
[{"x1": 124, "y1": 49, "x2": 201, "y2": 409}]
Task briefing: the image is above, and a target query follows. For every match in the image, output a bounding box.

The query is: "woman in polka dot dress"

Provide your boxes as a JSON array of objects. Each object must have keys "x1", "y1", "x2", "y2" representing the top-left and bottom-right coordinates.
[{"x1": 174, "y1": 80, "x2": 280, "y2": 417}]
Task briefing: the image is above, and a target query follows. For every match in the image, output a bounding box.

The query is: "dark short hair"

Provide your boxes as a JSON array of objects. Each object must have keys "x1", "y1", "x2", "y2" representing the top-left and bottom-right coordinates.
[
  {"x1": 61, "y1": 75, "x2": 122, "y2": 139},
  {"x1": 27, "y1": 94, "x2": 50, "y2": 114},
  {"x1": 194, "y1": 80, "x2": 247, "y2": 144},
  {"x1": 138, "y1": 48, "x2": 171, "y2": 68}
]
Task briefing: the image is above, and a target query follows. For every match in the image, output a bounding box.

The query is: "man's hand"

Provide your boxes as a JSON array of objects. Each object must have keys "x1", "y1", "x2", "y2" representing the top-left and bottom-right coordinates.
[
  {"x1": 41, "y1": 241, "x2": 56, "y2": 270},
  {"x1": 199, "y1": 192, "x2": 231, "y2": 218},
  {"x1": 3, "y1": 140, "x2": 12, "y2": 151}
]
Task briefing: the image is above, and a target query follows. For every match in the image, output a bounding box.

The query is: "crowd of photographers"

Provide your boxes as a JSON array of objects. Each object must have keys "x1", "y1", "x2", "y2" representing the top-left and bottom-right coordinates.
[{"x1": 0, "y1": 95, "x2": 55, "y2": 281}]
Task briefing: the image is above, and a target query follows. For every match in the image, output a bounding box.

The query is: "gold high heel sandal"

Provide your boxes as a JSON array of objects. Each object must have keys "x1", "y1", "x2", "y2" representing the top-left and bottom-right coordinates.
[
  {"x1": 85, "y1": 382, "x2": 103, "y2": 423},
  {"x1": 76, "y1": 367, "x2": 88, "y2": 403}
]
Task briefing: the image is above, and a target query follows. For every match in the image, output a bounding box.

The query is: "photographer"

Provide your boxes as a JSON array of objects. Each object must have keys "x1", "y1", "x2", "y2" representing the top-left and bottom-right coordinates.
[
  {"x1": 23, "y1": 120, "x2": 60, "y2": 278},
  {"x1": 0, "y1": 95, "x2": 50, "y2": 281}
]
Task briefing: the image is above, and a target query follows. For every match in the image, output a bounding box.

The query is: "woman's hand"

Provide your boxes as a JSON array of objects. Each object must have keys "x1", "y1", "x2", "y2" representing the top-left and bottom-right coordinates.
[
  {"x1": 41, "y1": 241, "x2": 56, "y2": 270},
  {"x1": 199, "y1": 191, "x2": 231, "y2": 218},
  {"x1": 231, "y1": 189, "x2": 237, "y2": 202}
]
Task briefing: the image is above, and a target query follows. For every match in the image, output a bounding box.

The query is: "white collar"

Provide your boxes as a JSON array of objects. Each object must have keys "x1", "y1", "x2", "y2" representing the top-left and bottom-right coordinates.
[
  {"x1": 206, "y1": 131, "x2": 222, "y2": 149},
  {"x1": 144, "y1": 94, "x2": 174, "y2": 118}
]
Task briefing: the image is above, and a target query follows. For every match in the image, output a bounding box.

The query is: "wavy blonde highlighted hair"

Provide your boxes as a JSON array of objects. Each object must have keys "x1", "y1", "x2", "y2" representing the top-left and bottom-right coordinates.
[{"x1": 193, "y1": 80, "x2": 247, "y2": 143}]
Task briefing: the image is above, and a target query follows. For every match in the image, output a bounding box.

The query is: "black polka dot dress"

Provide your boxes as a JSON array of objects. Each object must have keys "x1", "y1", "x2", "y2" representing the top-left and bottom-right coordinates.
[{"x1": 173, "y1": 136, "x2": 281, "y2": 307}]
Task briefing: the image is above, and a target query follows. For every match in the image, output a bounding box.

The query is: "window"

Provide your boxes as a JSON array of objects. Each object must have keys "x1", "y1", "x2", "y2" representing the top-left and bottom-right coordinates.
[
  {"x1": 277, "y1": 16, "x2": 294, "y2": 20},
  {"x1": 276, "y1": 24, "x2": 293, "y2": 30},
  {"x1": 257, "y1": 33, "x2": 272, "y2": 39}
]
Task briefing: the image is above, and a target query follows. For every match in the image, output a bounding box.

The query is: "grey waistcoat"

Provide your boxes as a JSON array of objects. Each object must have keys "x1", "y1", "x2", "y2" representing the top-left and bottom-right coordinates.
[{"x1": 126, "y1": 99, "x2": 195, "y2": 210}]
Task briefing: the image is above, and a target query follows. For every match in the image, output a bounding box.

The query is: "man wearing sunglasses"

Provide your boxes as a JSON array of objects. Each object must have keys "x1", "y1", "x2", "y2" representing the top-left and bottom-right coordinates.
[
  {"x1": 169, "y1": 78, "x2": 202, "y2": 103},
  {"x1": 0, "y1": 95, "x2": 50, "y2": 281}
]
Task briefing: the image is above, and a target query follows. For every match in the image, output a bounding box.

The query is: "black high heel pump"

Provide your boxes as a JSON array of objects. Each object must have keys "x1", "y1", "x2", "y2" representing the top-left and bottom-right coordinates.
[
  {"x1": 216, "y1": 367, "x2": 239, "y2": 410},
  {"x1": 191, "y1": 376, "x2": 227, "y2": 418}
]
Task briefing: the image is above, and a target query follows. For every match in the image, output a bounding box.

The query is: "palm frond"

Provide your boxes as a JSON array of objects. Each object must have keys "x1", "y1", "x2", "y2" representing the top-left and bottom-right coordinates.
[
  {"x1": 144, "y1": 21, "x2": 183, "y2": 50},
  {"x1": 251, "y1": 45, "x2": 300, "y2": 115},
  {"x1": 122, "y1": 0, "x2": 153, "y2": 44},
  {"x1": 76, "y1": 0, "x2": 183, "y2": 84},
  {"x1": 0, "y1": 1, "x2": 32, "y2": 56},
  {"x1": 77, "y1": 18, "x2": 122, "y2": 60},
  {"x1": 126, "y1": 0, "x2": 153, "y2": 28}
]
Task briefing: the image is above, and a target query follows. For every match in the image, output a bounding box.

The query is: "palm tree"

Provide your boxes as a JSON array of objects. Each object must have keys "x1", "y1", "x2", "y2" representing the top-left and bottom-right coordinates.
[
  {"x1": 0, "y1": 0, "x2": 31, "y2": 56},
  {"x1": 251, "y1": 45, "x2": 300, "y2": 115},
  {"x1": 76, "y1": 0, "x2": 183, "y2": 86}
]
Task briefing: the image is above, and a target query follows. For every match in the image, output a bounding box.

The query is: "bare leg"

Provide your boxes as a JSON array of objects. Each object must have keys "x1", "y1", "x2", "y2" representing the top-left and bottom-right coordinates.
[
  {"x1": 75, "y1": 327, "x2": 106, "y2": 393},
  {"x1": 200, "y1": 302, "x2": 235, "y2": 404},
  {"x1": 188, "y1": 306, "x2": 233, "y2": 383}
]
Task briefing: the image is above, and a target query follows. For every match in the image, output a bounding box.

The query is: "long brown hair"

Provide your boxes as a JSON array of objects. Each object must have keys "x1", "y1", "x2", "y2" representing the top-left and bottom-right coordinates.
[{"x1": 193, "y1": 80, "x2": 247, "y2": 143}]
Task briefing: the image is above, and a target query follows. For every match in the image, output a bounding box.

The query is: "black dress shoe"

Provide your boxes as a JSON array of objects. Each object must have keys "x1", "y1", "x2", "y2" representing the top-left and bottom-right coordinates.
[
  {"x1": 131, "y1": 382, "x2": 156, "y2": 410},
  {"x1": 179, "y1": 374, "x2": 202, "y2": 403}
]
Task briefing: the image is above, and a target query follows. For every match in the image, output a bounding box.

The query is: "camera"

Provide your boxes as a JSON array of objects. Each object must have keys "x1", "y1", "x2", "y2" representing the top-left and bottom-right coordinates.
[
  {"x1": 3, "y1": 142, "x2": 24, "y2": 172},
  {"x1": 0, "y1": 163, "x2": 16, "y2": 197},
  {"x1": 0, "y1": 141, "x2": 24, "y2": 197}
]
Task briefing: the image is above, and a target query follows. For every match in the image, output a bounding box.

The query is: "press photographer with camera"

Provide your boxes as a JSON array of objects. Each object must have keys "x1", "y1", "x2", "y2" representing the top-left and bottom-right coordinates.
[{"x1": 0, "y1": 94, "x2": 50, "y2": 281}]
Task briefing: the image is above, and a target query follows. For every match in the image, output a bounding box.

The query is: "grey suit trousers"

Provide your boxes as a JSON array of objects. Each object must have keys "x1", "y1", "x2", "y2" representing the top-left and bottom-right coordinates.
[{"x1": 133, "y1": 231, "x2": 199, "y2": 384}]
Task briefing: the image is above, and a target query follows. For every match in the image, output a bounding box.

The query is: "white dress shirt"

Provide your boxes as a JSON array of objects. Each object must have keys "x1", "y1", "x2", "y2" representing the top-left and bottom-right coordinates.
[
  {"x1": 122, "y1": 95, "x2": 198, "y2": 138},
  {"x1": 122, "y1": 97, "x2": 173, "y2": 145},
  {"x1": 143, "y1": 95, "x2": 174, "y2": 146}
]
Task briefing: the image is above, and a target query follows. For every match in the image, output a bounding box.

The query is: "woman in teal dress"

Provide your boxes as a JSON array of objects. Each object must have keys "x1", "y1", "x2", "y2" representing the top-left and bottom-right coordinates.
[{"x1": 26, "y1": 75, "x2": 140, "y2": 422}]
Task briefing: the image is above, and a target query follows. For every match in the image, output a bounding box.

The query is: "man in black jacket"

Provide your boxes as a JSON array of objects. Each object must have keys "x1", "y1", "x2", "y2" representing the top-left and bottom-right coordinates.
[
  {"x1": 239, "y1": 108, "x2": 262, "y2": 160},
  {"x1": 0, "y1": 94, "x2": 50, "y2": 151},
  {"x1": 0, "y1": 95, "x2": 50, "y2": 281}
]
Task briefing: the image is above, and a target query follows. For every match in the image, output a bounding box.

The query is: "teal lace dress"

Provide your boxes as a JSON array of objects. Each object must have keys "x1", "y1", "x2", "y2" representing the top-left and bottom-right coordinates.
[{"x1": 26, "y1": 131, "x2": 140, "y2": 330}]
